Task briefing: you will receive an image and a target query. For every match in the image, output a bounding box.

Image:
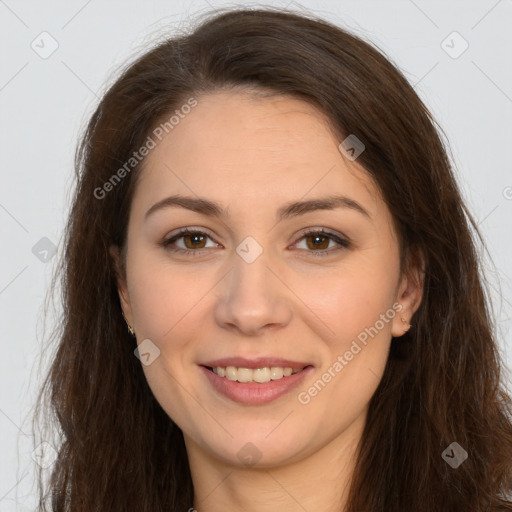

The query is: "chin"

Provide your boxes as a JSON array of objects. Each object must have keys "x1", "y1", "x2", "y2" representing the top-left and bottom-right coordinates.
[{"x1": 195, "y1": 427, "x2": 313, "y2": 468}]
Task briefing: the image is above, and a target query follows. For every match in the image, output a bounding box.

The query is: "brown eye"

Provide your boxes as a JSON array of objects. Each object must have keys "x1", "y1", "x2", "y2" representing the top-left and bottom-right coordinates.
[
  {"x1": 304, "y1": 233, "x2": 330, "y2": 250},
  {"x1": 162, "y1": 229, "x2": 218, "y2": 254},
  {"x1": 182, "y1": 232, "x2": 207, "y2": 249},
  {"x1": 294, "y1": 229, "x2": 350, "y2": 257}
]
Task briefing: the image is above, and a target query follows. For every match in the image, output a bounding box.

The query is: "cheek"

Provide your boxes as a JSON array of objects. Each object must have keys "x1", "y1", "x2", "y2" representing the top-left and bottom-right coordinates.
[
  {"x1": 127, "y1": 251, "x2": 203, "y2": 340},
  {"x1": 328, "y1": 271, "x2": 397, "y2": 385},
  {"x1": 297, "y1": 274, "x2": 396, "y2": 430},
  {"x1": 126, "y1": 257, "x2": 208, "y2": 427},
  {"x1": 298, "y1": 260, "x2": 398, "y2": 411},
  {"x1": 297, "y1": 257, "x2": 399, "y2": 345}
]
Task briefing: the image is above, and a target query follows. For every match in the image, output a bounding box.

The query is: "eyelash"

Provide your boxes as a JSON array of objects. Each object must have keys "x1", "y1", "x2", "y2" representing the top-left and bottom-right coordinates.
[{"x1": 161, "y1": 227, "x2": 350, "y2": 257}]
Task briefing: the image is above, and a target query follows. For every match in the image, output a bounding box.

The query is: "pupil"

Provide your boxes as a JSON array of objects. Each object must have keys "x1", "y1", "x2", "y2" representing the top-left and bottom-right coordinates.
[
  {"x1": 186, "y1": 233, "x2": 204, "y2": 248},
  {"x1": 309, "y1": 235, "x2": 327, "y2": 249}
]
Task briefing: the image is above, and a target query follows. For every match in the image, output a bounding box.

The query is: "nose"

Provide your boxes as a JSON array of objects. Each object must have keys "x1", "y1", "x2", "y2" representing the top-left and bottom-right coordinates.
[{"x1": 214, "y1": 246, "x2": 293, "y2": 336}]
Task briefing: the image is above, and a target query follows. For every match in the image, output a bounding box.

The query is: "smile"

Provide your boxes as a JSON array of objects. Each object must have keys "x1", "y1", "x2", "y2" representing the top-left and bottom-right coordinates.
[
  {"x1": 200, "y1": 362, "x2": 314, "y2": 405},
  {"x1": 210, "y1": 365, "x2": 304, "y2": 383}
]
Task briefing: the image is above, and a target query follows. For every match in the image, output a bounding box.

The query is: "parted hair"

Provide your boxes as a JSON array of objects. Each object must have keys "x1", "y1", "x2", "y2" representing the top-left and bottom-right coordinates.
[{"x1": 33, "y1": 6, "x2": 512, "y2": 511}]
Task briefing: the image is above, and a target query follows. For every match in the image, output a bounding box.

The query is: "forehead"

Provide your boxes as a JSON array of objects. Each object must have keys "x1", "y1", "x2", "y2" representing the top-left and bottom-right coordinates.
[{"x1": 131, "y1": 90, "x2": 384, "y2": 222}]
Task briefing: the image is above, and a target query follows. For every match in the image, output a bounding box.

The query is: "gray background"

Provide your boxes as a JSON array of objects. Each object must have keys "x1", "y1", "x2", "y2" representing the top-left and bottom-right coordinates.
[{"x1": 1, "y1": 0, "x2": 511, "y2": 509}]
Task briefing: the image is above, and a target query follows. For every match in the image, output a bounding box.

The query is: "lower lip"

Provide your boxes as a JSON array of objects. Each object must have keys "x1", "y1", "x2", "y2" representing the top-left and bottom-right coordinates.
[{"x1": 201, "y1": 365, "x2": 314, "y2": 405}]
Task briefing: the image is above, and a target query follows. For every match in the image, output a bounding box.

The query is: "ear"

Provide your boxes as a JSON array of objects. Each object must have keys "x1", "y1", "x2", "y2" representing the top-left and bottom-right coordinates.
[
  {"x1": 109, "y1": 244, "x2": 133, "y2": 326},
  {"x1": 391, "y1": 248, "x2": 425, "y2": 338}
]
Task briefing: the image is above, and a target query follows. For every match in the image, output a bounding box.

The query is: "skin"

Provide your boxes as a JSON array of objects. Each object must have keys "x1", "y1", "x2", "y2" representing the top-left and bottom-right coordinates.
[{"x1": 111, "y1": 89, "x2": 424, "y2": 512}]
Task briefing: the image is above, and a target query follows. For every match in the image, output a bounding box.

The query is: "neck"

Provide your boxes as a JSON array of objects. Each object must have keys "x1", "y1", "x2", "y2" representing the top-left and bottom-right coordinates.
[{"x1": 185, "y1": 413, "x2": 365, "y2": 512}]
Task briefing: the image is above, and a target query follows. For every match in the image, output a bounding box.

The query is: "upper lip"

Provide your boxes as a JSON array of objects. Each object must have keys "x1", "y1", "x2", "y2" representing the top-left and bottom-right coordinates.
[{"x1": 201, "y1": 357, "x2": 313, "y2": 370}]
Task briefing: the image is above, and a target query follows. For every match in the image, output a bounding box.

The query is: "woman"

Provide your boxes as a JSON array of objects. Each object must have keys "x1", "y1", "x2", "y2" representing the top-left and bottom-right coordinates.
[{"x1": 33, "y1": 6, "x2": 512, "y2": 511}]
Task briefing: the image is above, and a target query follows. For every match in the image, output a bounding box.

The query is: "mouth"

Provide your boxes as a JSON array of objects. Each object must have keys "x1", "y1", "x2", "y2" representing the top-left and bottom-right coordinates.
[
  {"x1": 199, "y1": 358, "x2": 314, "y2": 405},
  {"x1": 204, "y1": 365, "x2": 311, "y2": 383}
]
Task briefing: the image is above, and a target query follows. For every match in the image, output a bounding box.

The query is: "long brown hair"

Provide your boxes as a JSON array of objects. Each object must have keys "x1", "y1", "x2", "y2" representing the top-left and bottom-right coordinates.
[{"x1": 32, "y1": 6, "x2": 512, "y2": 511}]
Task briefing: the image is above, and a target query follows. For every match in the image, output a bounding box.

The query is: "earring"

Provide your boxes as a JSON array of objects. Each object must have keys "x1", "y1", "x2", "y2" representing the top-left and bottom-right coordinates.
[
  {"x1": 401, "y1": 316, "x2": 412, "y2": 332},
  {"x1": 121, "y1": 310, "x2": 135, "y2": 337}
]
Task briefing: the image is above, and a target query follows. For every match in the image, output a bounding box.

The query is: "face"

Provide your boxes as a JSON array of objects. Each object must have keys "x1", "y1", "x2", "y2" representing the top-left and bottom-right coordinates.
[{"x1": 113, "y1": 90, "x2": 422, "y2": 469}]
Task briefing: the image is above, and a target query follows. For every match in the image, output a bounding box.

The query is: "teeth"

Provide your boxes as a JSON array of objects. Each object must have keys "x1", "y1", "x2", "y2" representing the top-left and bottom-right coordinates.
[
  {"x1": 270, "y1": 367, "x2": 283, "y2": 380},
  {"x1": 212, "y1": 366, "x2": 303, "y2": 383}
]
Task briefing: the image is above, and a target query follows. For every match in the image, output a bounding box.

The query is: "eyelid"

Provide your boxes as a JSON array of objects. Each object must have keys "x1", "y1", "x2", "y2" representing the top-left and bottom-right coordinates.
[
  {"x1": 291, "y1": 227, "x2": 351, "y2": 256},
  {"x1": 164, "y1": 226, "x2": 217, "y2": 241},
  {"x1": 294, "y1": 226, "x2": 348, "y2": 242},
  {"x1": 161, "y1": 226, "x2": 350, "y2": 255},
  {"x1": 162, "y1": 226, "x2": 220, "y2": 250}
]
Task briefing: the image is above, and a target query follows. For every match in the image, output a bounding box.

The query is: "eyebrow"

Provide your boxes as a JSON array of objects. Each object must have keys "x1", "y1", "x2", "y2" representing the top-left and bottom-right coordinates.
[{"x1": 144, "y1": 194, "x2": 371, "y2": 222}]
